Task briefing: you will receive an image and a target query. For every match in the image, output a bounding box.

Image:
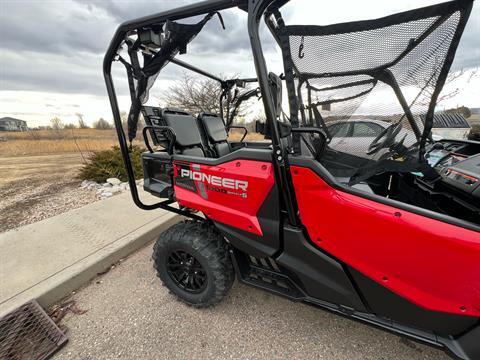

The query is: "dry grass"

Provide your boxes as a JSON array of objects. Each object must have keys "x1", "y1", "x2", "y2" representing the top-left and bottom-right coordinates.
[
  {"x1": 228, "y1": 130, "x2": 265, "y2": 142},
  {"x1": 0, "y1": 128, "x2": 267, "y2": 156},
  {"x1": 0, "y1": 139, "x2": 118, "y2": 156},
  {"x1": 1, "y1": 128, "x2": 117, "y2": 140},
  {"x1": 468, "y1": 114, "x2": 480, "y2": 125},
  {"x1": 0, "y1": 129, "x2": 120, "y2": 156}
]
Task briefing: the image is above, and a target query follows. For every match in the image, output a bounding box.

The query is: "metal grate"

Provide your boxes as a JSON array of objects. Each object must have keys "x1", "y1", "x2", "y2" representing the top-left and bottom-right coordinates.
[{"x1": 0, "y1": 300, "x2": 68, "y2": 360}]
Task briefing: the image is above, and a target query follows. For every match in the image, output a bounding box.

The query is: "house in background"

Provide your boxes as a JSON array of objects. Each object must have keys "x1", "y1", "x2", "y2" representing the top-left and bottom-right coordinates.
[
  {"x1": 0, "y1": 117, "x2": 28, "y2": 131},
  {"x1": 427, "y1": 113, "x2": 471, "y2": 140}
]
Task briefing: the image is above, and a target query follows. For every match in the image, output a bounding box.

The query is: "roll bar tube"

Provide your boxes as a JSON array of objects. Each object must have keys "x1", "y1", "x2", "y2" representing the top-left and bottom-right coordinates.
[
  {"x1": 170, "y1": 58, "x2": 225, "y2": 84},
  {"x1": 103, "y1": 0, "x2": 246, "y2": 215},
  {"x1": 247, "y1": 0, "x2": 299, "y2": 226},
  {"x1": 103, "y1": 0, "x2": 299, "y2": 224}
]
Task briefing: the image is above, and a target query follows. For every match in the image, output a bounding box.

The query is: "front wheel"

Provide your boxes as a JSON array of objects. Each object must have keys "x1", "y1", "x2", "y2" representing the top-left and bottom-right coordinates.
[{"x1": 152, "y1": 220, "x2": 235, "y2": 308}]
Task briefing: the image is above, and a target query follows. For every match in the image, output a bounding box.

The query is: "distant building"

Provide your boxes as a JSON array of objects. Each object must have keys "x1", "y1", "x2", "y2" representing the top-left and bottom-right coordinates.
[
  {"x1": 430, "y1": 113, "x2": 471, "y2": 140},
  {"x1": 419, "y1": 113, "x2": 471, "y2": 140},
  {"x1": 0, "y1": 117, "x2": 28, "y2": 131}
]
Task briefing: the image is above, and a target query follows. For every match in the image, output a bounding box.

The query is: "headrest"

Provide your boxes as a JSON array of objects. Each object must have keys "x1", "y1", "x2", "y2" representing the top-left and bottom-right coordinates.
[
  {"x1": 199, "y1": 113, "x2": 227, "y2": 143},
  {"x1": 268, "y1": 72, "x2": 282, "y2": 118}
]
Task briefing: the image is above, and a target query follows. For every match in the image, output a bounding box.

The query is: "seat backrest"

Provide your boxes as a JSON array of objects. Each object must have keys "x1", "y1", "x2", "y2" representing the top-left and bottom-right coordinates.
[
  {"x1": 300, "y1": 133, "x2": 327, "y2": 161},
  {"x1": 198, "y1": 113, "x2": 231, "y2": 157},
  {"x1": 161, "y1": 108, "x2": 206, "y2": 157},
  {"x1": 268, "y1": 72, "x2": 282, "y2": 118}
]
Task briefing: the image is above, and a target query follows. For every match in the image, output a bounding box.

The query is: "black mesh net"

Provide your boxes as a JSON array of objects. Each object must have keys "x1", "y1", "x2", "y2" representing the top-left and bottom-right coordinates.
[
  {"x1": 269, "y1": 0, "x2": 472, "y2": 184},
  {"x1": 120, "y1": 12, "x2": 224, "y2": 142}
]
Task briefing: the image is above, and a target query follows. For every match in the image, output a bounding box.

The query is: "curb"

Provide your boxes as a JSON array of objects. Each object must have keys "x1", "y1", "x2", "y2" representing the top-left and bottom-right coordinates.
[{"x1": 0, "y1": 213, "x2": 180, "y2": 316}]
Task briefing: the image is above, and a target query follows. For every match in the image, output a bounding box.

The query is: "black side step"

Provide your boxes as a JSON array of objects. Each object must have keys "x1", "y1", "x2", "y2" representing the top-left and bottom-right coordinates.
[
  {"x1": 229, "y1": 246, "x2": 479, "y2": 359},
  {"x1": 230, "y1": 250, "x2": 305, "y2": 300}
]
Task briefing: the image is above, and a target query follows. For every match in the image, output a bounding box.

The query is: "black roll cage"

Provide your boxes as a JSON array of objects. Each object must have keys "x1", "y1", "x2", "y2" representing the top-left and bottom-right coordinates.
[
  {"x1": 104, "y1": 0, "x2": 476, "y2": 232},
  {"x1": 103, "y1": 0, "x2": 297, "y2": 221}
]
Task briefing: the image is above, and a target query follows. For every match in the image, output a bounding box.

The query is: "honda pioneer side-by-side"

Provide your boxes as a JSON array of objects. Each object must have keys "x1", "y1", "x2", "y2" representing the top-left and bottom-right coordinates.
[{"x1": 103, "y1": 0, "x2": 480, "y2": 358}]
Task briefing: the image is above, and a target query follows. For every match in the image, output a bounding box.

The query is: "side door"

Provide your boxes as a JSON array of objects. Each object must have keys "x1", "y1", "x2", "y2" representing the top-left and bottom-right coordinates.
[{"x1": 288, "y1": 159, "x2": 480, "y2": 331}]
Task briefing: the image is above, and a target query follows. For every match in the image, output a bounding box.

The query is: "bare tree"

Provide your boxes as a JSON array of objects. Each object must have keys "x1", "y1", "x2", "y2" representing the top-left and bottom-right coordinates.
[
  {"x1": 160, "y1": 72, "x2": 255, "y2": 122},
  {"x1": 93, "y1": 118, "x2": 114, "y2": 130},
  {"x1": 446, "y1": 105, "x2": 472, "y2": 118},
  {"x1": 162, "y1": 73, "x2": 223, "y2": 114},
  {"x1": 50, "y1": 116, "x2": 64, "y2": 130},
  {"x1": 414, "y1": 65, "x2": 478, "y2": 106},
  {"x1": 76, "y1": 113, "x2": 89, "y2": 129}
]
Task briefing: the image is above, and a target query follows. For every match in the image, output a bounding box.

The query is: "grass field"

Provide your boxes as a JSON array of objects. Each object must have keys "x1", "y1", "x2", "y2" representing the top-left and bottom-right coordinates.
[
  {"x1": 0, "y1": 128, "x2": 264, "y2": 156},
  {"x1": 0, "y1": 128, "x2": 119, "y2": 156},
  {"x1": 468, "y1": 114, "x2": 480, "y2": 125}
]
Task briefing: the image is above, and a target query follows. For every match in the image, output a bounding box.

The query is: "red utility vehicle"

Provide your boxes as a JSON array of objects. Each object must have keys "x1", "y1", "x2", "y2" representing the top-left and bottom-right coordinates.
[{"x1": 104, "y1": 1, "x2": 479, "y2": 358}]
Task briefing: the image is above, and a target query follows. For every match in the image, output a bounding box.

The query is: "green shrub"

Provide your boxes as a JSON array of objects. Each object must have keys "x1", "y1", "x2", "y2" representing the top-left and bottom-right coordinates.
[
  {"x1": 469, "y1": 124, "x2": 480, "y2": 141},
  {"x1": 79, "y1": 145, "x2": 144, "y2": 183}
]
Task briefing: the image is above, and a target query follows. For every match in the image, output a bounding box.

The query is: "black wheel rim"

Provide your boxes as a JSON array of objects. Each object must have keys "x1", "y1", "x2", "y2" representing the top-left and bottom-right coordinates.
[{"x1": 166, "y1": 250, "x2": 207, "y2": 293}]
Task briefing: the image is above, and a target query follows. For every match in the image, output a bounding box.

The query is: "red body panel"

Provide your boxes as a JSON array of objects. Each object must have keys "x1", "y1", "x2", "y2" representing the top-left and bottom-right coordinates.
[
  {"x1": 173, "y1": 159, "x2": 274, "y2": 235},
  {"x1": 291, "y1": 166, "x2": 480, "y2": 317}
]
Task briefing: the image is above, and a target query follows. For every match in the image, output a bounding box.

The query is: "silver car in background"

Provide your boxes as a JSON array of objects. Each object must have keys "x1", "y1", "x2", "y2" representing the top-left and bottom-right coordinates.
[{"x1": 326, "y1": 119, "x2": 433, "y2": 158}]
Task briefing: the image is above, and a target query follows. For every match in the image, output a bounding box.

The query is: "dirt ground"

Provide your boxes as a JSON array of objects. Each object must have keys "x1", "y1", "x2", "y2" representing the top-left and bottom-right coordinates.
[{"x1": 0, "y1": 153, "x2": 96, "y2": 233}]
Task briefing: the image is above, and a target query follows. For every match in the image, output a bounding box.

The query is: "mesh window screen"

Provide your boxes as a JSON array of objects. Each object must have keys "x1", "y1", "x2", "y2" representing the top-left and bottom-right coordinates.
[{"x1": 270, "y1": 0, "x2": 472, "y2": 183}]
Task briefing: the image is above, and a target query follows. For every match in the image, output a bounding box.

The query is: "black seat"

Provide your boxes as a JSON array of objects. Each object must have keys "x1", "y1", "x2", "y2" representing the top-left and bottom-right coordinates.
[
  {"x1": 300, "y1": 133, "x2": 327, "y2": 160},
  {"x1": 268, "y1": 72, "x2": 282, "y2": 119},
  {"x1": 198, "y1": 112, "x2": 232, "y2": 157},
  {"x1": 267, "y1": 72, "x2": 294, "y2": 151},
  {"x1": 161, "y1": 108, "x2": 206, "y2": 157}
]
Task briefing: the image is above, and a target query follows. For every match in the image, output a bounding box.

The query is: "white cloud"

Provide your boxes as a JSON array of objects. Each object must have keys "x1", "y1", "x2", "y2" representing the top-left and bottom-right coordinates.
[
  {"x1": 0, "y1": 0, "x2": 478, "y2": 127},
  {"x1": 0, "y1": 90, "x2": 131, "y2": 126}
]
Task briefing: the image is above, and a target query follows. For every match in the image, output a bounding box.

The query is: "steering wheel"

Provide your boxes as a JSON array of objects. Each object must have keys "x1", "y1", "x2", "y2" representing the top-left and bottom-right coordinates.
[{"x1": 366, "y1": 122, "x2": 403, "y2": 155}]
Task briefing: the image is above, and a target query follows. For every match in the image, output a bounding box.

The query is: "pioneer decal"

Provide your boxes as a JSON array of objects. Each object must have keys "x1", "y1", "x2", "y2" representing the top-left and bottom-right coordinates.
[{"x1": 180, "y1": 169, "x2": 248, "y2": 191}]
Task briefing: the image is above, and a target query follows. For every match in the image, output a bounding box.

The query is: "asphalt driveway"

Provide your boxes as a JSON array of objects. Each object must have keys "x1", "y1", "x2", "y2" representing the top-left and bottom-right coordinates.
[{"x1": 55, "y1": 244, "x2": 449, "y2": 360}]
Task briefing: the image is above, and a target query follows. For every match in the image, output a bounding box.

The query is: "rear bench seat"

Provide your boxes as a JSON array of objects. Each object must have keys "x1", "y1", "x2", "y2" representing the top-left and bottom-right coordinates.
[
  {"x1": 197, "y1": 112, "x2": 232, "y2": 157},
  {"x1": 142, "y1": 106, "x2": 236, "y2": 158},
  {"x1": 160, "y1": 108, "x2": 207, "y2": 157}
]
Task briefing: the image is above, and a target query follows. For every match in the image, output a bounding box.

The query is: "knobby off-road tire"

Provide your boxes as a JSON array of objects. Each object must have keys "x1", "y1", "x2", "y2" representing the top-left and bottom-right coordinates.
[{"x1": 152, "y1": 220, "x2": 235, "y2": 308}]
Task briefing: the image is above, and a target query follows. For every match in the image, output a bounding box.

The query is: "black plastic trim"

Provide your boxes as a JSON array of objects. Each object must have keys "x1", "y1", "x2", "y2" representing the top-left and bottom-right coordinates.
[
  {"x1": 215, "y1": 183, "x2": 280, "y2": 257},
  {"x1": 277, "y1": 225, "x2": 366, "y2": 311},
  {"x1": 217, "y1": 223, "x2": 274, "y2": 257}
]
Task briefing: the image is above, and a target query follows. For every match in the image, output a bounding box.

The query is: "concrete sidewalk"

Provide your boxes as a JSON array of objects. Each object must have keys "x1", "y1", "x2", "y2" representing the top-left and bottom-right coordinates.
[{"x1": 0, "y1": 189, "x2": 179, "y2": 316}]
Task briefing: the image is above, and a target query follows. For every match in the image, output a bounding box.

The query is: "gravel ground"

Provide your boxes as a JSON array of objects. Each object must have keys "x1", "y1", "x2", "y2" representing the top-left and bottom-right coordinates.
[
  {"x1": 55, "y1": 245, "x2": 449, "y2": 360},
  {"x1": 0, "y1": 153, "x2": 97, "y2": 233}
]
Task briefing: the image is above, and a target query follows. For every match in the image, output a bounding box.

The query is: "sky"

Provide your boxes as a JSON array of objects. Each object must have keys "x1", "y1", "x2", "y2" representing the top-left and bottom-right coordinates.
[{"x1": 0, "y1": 0, "x2": 479, "y2": 127}]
